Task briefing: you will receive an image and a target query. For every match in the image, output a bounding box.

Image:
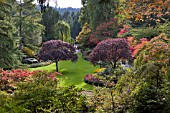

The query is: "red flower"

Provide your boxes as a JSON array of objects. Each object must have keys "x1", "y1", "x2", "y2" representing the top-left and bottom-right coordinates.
[{"x1": 54, "y1": 72, "x2": 62, "y2": 76}]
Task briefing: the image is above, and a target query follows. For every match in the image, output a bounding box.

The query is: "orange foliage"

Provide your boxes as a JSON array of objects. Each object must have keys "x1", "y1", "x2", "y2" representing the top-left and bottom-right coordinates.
[
  {"x1": 132, "y1": 38, "x2": 148, "y2": 58},
  {"x1": 124, "y1": 0, "x2": 170, "y2": 20},
  {"x1": 127, "y1": 37, "x2": 148, "y2": 58},
  {"x1": 88, "y1": 19, "x2": 120, "y2": 46},
  {"x1": 127, "y1": 36, "x2": 137, "y2": 46}
]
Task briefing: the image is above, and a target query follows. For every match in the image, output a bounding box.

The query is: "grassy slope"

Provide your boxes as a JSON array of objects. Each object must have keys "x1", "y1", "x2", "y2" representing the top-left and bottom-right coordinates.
[{"x1": 29, "y1": 53, "x2": 99, "y2": 90}]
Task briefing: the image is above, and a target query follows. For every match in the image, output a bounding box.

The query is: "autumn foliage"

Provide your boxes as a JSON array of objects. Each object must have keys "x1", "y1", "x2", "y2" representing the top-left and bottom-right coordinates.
[
  {"x1": 0, "y1": 69, "x2": 62, "y2": 93},
  {"x1": 135, "y1": 33, "x2": 170, "y2": 66},
  {"x1": 127, "y1": 37, "x2": 149, "y2": 58},
  {"x1": 117, "y1": 24, "x2": 131, "y2": 37},
  {"x1": 89, "y1": 38, "x2": 132, "y2": 68},
  {"x1": 125, "y1": 0, "x2": 170, "y2": 21},
  {"x1": 89, "y1": 19, "x2": 120, "y2": 46}
]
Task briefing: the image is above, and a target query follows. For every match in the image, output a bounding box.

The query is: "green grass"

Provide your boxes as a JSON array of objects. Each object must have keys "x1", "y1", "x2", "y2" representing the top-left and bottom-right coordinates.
[{"x1": 29, "y1": 53, "x2": 99, "y2": 90}]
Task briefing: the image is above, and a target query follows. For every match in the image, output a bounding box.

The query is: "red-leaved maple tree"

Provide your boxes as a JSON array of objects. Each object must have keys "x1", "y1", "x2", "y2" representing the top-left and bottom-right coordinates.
[
  {"x1": 89, "y1": 38, "x2": 132, "y2": 68},
  {"x1": 38, "y1": 40, "x2": 78, "y2": 72},
  {"x1": 89, "y1": 19, "x2": 120, "y2": 46}
]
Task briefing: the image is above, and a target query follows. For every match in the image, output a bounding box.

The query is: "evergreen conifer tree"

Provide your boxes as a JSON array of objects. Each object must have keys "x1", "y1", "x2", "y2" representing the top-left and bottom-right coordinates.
[
  {"x1": 15, "y1": 0, "x2": 44, "y2": 50},
  {"x1": 0, "y1": 0, "x2": 21, "y2": 69}
]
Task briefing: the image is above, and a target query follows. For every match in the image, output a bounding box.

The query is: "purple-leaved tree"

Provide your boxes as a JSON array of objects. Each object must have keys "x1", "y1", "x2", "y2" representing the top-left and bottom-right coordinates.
[
  {"x1": 38, "y1": 40, "x2": 78, "y2": 72},
  {"x1": 89, "y1": 38, "x2": 132, "y2": 68}
]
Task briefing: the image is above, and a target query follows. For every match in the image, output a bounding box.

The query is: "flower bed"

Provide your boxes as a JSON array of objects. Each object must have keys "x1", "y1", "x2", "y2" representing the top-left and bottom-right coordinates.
[
  {"x1": 84, "y1": 74, "x2": 104, "y2": 87},
  {"x1": 84, "y1": 74, "x2": 116, "y2": 88}
]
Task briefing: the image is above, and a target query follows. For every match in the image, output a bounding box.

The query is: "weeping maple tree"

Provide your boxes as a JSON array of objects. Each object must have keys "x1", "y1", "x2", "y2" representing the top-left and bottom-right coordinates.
[
  {"x1": 89, "y1": 38, "x2": 132, "y2": 68},
  {"x1": 38, "y1": 40, "x2": 78, "y2": 72}
]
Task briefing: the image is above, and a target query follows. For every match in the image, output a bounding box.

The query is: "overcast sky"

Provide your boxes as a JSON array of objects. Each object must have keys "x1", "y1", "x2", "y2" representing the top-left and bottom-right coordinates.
[{"x1": 48, "y1": 0, "x2": 82, "y2": 8}]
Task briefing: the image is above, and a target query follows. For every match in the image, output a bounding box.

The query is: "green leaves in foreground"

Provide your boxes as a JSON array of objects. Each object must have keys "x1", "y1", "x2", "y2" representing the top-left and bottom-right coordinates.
[{"x1": 0, "y1": 72, "x2": 87, "y2": 113}]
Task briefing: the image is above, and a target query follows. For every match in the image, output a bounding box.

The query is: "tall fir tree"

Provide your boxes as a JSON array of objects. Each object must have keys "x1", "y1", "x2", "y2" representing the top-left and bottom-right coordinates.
[
  {"x1": 0, "y1": 0, "x2": 22, "y2": 69},
  {"x1": 41, "y1": 7, "x2": 60, "y2": 41},
  {"x1": 79, "y1": 0, "x2": 118, "y2": 31},
  {"x1": 60, "y1": 11, "x2": 81, "y2": 39},
  {"x1": 15, "y1": 0, "x2": 44, "y2": 51}
]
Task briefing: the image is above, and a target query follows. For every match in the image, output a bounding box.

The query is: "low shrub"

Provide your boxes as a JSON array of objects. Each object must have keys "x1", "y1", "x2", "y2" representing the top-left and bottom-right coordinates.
[
  {"x1": 87, "y1": 87, "x2": 116, "y2": 112},
  {"x1": 0, "y1": 72, "x2": 87, "y2": 113},
  {"x1": 0, "y1": 69, "x2": 61, "y2": 93},
  {"x1": 130, "y1": 85, "x2": 167, "y2": 113},
  {"x1": 85, "y1": 64, "x2": 128, "y2": 88}
]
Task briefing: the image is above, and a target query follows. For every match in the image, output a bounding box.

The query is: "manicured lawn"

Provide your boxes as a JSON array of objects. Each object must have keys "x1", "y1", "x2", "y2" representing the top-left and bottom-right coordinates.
[{"x1": 29, "y1": 53, "x2": 99, "y2": 90}]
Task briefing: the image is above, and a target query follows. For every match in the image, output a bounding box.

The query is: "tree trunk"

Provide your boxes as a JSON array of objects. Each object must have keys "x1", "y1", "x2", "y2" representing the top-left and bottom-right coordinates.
[
  {"x1": 113, "y1": 62, "x2": 116, "y2": 68},
  {"x1": 19, "y1": 0, "x2": 22, "y2": 50},
  {"x1": 111, "y1": 61, "x2": 116, "y2": 69},
  {"x1": 61, "y1": 31, "x2": 64, "y2": 41},
  {"x1": 56, "y1": 61, "x2": 58, "y2": 72}
]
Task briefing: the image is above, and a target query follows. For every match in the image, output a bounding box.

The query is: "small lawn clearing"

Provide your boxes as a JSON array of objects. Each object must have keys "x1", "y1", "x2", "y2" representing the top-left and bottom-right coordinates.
[{"x1": 29, "y1": 53, "x2": 99, "y2": 90}]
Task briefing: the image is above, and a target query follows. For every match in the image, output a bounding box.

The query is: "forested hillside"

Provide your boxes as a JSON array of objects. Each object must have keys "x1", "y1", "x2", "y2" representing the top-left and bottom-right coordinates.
[{"x1": 55, "y1": 7, "x2": 80, "y2": 14}]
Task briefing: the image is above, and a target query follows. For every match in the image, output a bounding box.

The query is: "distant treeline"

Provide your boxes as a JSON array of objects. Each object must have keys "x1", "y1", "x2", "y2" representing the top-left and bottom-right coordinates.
[{"x1": 55, "y1": 7, "x2": 80, "y2": 15}]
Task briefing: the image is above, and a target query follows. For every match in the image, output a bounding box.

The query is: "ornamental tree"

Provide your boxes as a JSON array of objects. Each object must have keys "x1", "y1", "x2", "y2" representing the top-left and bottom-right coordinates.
[
  {"x1": 38, "y1": 40, "x2": 78, "y2": 72},
  {"x1": 89, "y1": 38, "x2": 132, "y2": 68}
]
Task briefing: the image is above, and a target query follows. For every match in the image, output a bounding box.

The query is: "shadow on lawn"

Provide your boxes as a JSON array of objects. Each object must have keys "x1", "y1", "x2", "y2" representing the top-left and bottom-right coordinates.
[{"x1": 56, "y1": 69, "x2": 91, "y2": 88}]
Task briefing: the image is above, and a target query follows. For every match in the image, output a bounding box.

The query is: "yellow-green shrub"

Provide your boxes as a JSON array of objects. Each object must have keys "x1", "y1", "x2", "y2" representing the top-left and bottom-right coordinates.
[{"x1": 22, "y1": 47, "x2": 35, "y2": 57}]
